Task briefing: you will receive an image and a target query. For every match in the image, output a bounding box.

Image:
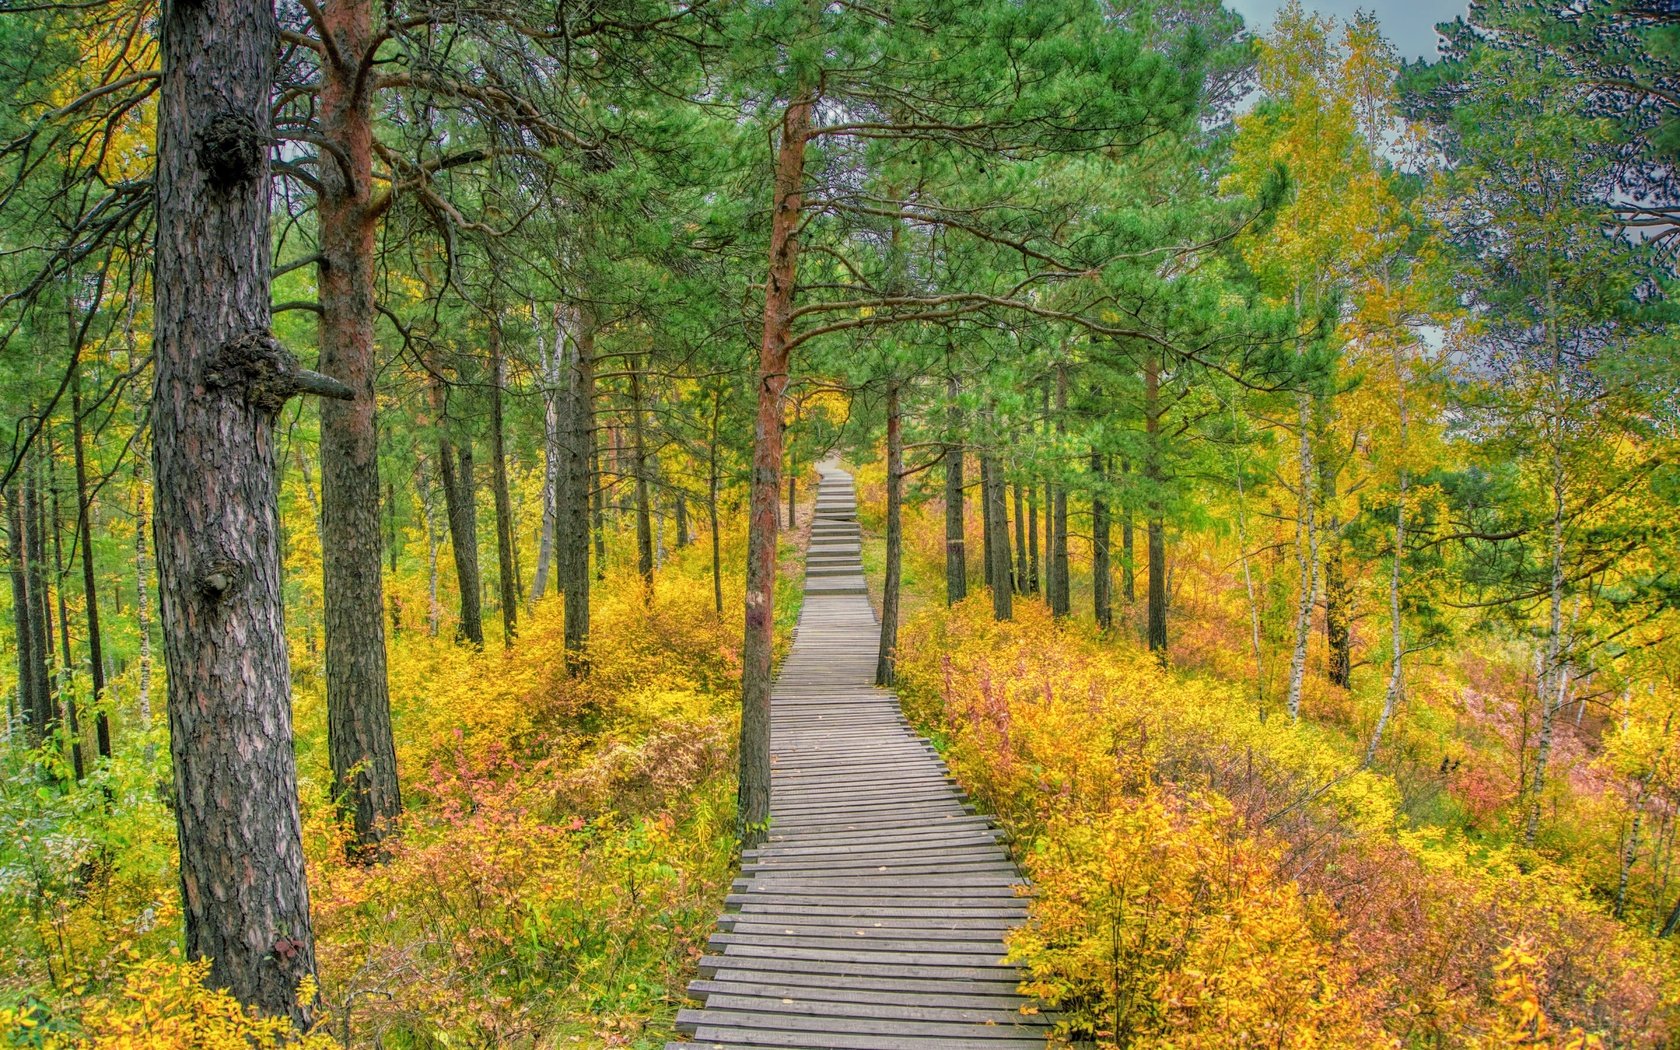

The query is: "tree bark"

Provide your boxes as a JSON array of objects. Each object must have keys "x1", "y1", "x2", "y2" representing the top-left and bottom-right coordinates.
[
  {"x1": 786, "y1": 468, "x2": 797, "y2": 529},
  {"x1": 25, "y1": 458, "x2": 55, "y2": 745},
  {"x1": 49, "y1": 442, "x2": 86, "y2": 781},
  {"x1": 315, "y1": 0, "x2": 401, "y2": 859},
  {"x1": 153, "y1": 0, "x2": 316, "y2": 1014},
  {"x1": 877, "y1": 381, "x2": 903, "y2": 686},
  {"x1": 1120, "y1": 458, "x2": 1134, "y2": 605},
  {"x1": 1048, "y1": 368, "x2": 1070, "y2": 618},
  {"x1": 740, "y1": 93, "x2": 812, "y2": 847},
  {"x1": 1026, "y1": 484, "x2": 1040, "y2": 595},
  {"x1": 416, "y1": 455, "x2": 442, "y2": 638},
  {"x1": 531, "y1": 305, "x2": 561, "y2": 603},
  {"x1": 70, "y1": 353, "x2": 111, "y2": 761},
  {"x1": 944, "y1": 377, "x2": 966, "y2": 606},
  {"x1": 557, "y1": 307, "x2": 596, "y2": 663},
  {"x1": 1144, "y1": 356, "x2": 1167, "y2": 656},
  {"x1": 1364, "y1": 355, "x2": 1410, "y2": 763},
  {"x1": 1285, "y1": 393, "x2": 1318, "y2": 721},
  {"x1": 1323, "y1": 472, "x2": 1350, "y2": 688},
  {"x1": 7, "y1": 488, "x2": 46, "y2": 746},
  {"x1": 980, "y1": 454, "x2": 994, "y2": 589},
  {"x1": 630, "y1": 352, "x2": 654, "y2": 597},
  {"x1": 433, "y1": 375, "x2": 483, "y2": 647},
  {"x1": 1012, "y1": 480, "x2": 1027, "y2": 595},
  {"x1": 488, "y1": 317, "x2": 518, "y2": 645},
  {"x1": 982, "y1": 409, "x2": 1012, "y2": 622},
  {"x1": 1091, "y1": 449, "x2": 1111, "y2": 630},
  {"x1": 133, "y1": 452, "x2": 152, "y2": 732},
  {"x1": 709, "y1": 389, "x2": 725, "y2": 616}
]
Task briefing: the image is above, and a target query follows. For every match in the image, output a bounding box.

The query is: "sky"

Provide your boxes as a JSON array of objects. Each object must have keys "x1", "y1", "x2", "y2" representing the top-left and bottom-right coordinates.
[{"x1": 1225, "y1": 0, "x2": 1470, "y2": 62}]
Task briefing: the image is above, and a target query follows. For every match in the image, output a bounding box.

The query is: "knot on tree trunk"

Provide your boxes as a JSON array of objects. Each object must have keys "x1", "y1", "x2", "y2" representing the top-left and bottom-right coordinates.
[
  {"x1": 193, "y1": 555, "x2": 245, "y2": 601},
  {"x1": 203, "y1": 330, "x2": 354, "y2": 414},
  {"x1": 195, "y1": 111, "x2": 264, "y2": 191}
]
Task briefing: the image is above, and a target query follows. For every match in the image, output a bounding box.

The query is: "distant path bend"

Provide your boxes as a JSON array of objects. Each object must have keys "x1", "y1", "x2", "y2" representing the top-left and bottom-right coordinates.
[{"x1": 671, "y1": 463, "x2": 1046, "y2": 1049}]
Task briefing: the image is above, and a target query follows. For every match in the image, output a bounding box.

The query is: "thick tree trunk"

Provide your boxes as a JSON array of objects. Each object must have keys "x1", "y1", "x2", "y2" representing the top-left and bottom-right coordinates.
[
  {"x1": 70, "y1": 358, "x2": 111, "y2": 761},
  {"x1": 531, "y1": 306, "x2": 561, "y2": 603},
  {"x1": 556, "y1": 308, "x2": 596, "y2": 663},
  {"x1": 1048, "y1": 367, "x2": 1070, "y2": 617},
  {"x1": 877, "y1": 382, "x2": 903, "y2": 686},
  {"x1": 1091, "y1": 449, "x2": 1111, "y2": 630},
  {"x1": 153, "y1": 0, "x2": 316, "y2": 1014},
  {"x1": 944, "y1": 380, "x2": 966, "y2": 606},
  {"x1": 630, "y1": 353, "x2": 654, "y2": 596},
  {"x1": 740, "y1": 95, "x2": 812, "y2": 847},
  {"x1": 488, "y1": 319, "x2": 518, "y2": 645},
  {"x1": 1144, "y1": 357, "x2": 1166, "y2": 656},
  {"x1": 316, "y1": 0, "x2": 400, "y2": 858}
]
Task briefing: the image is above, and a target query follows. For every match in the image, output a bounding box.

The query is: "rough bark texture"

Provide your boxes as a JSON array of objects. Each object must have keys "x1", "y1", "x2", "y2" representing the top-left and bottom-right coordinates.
[
  {"x1": 436, "y1": 395, "x2": 483, "y2": 648},
  {"x1": 981, "y1": 416, "x2": 1012, "y2": 622},
  {"x1": 944, "y1": 379, "x2": 966, "y2": 606},
  {"x1": 1049, "y1": 368, "x2": 1070, "y2": 618},
  {"x1": 980, "y1": 455, "x2": 994, "y2": 589},
  {"x1": 1091, "y1": 449, "x2": 1111, "y2": 630},
  {"x1": 153, "y1": 0, "x2": 316, "y2": 1016},
  {"x1": 630, "y1": 353, "x2": 654, "y2": 596},
  {"x1": 316, "y1": 0, "x2": 400, "y2": 857},
  {"x1": 1011, "y1": 481, "x2": 1026, "y2": 595},
  {"x1": 876, "y1": 382, "x2": 902, "y2": 686},
  {"x1": 489, "y1": 320, "x2": 518, "y2": 645},
  {"x1": 1144, "y1": 357, "x2": 1167, "y2": 656},
  {"x1": 70, "y1": 361, "x2": 111, "y2": 760},
  {"x1": 1323, "y1": 469, "x2": 1350, "y2": 689},
  {"x1": 740, "y1": 95, "x2": 812, "y2": 847},
  {"x1": 557, "y1": 307, "x2": 595, "y2": 663},
  {"x1": 531, "y1": 307, "x2": 561, "y2": 602},
  {"x1": 1026, "y1": 484, "x2": 1040, "y2": 595}
]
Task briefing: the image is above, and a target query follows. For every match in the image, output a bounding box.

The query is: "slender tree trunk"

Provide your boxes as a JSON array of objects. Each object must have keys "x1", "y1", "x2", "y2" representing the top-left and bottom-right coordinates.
[
  {"x1": 531, "y1": 306, "x2": 561, "y2": 603},
  {"x1": 132, "y1": 456, "x2": 152, "y2": 732},
  {"x1": 49, "y1": 444, "x2": 86, "y2": 781},
  {"x1": 980, "y1": 455, "x2": 995, "y2": 589},
  {"x1": 944, "y1": 378, "x2": 966, "y2": 606},
  {"x1": 1144, "y1": 356, "x2": 1167, "y2": 656},
  {"x1": 1026, "y1": 484, "x2": 1040, "y2": 595},
  {"x1": 1323, "y1": 461, "x2": 1350, "y2": 688},
  {"x1": 1049, "y1": 368, "x2": 1070, "y2": 618},
  {"x1": 1527, "y1": 446, "x2": 1569, "y2": 845},
  {"x1": 1285, "y1": 394, "x2": 1318, "y2": 722},
  {"x1": 630, "y1": 353, "x2": 654, "y2": 597},
  {"x1": 7, "y1": 489, "x2": 44, "y2": 746},
  {"x1": 1365, "y1": 358, "x2": 1410, "y2": 762},
  {"x1": 786, "y1": 469, "x2": 797, "y2": 529},
  {"x1": 740, "y1": 94, "x2": 812, "y2": 847},
  {"x1": 876, "y1": 381, "x2": 903, "y2": 686},
  {"x1": 1617, "y1": 762, "x2": 1660, "y2": 919},
  {"x1": 488, "y1": 318, "x2": 517, "y2": 645},
  {"x1": 316, "y1": 0, "x2": 400, "y2": 859},
  {"x1": 416, "y1": 456, "x2": 443, "y2": 638},
  {"x1": 982, "y1": 408, "x2": 1012, "y2": 622},
  {"x1": 433, "y1": 375, "x2": 483, "y2": 648},
  {"x1": 709, "y1": 390, "x2": 724, "y2": 616},
  {"x1": 153, "y1": 0, "x2": 317, "y2": 1012},
  {"x1": 1120, "y1": 458, "x2": 1134, "y2": 605},
  {"x1": 1091, "y1": 449, "x2": 1111, "y2": 630},
  {"x1": 676, "y1": 492, "x2": 690, "y2": 549},
  {"x1": 26, "y1": 458, "x2": 55, "y2": 744},
  {"x1": 1012, "y1": 480, "x2": 1027, "y2": 594},
  {"x1": 69, "y1": 353, "x2": 110, "y2": 761}
]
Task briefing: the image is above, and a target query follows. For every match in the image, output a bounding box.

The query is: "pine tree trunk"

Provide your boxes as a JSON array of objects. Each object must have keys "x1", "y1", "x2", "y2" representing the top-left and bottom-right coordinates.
[
  {"x1": 416, "y1": 456, "x2": 442, "y2": 638},
  {"x1": 876, "y1": 381, "x2": 903, "y2": 686},
  {"x1": 435, "y1": 385, "x2": 483, "y2": 648},
  {"x1": 49, "y1": 442, "x2": 86, "y2": 781},
  {"x1": 591, "y1": 442, "x2": 606, "y2": 578},
  {"x1": 1012, "y1": 480, "x2": 1026, "y2": 594},
  {"x1": 7, "y1": 489, "x2": 44, "y2": 745},
  {"x1": 1120, "y1": 458, "x2": 1134, "y2": 605},
  {"x1": 787, "y1": 469, "x2": 797, "y2": 530},
  {"x1": 557, "y1": 308, "x2": 596, "y2": 663},
  {"x1": 153, "y1": 0, "x2": 316, "y2": 1012},
  {"x1": 676, "y1": 492, "x2": 690, "y2": 549},
  {"x1": 1091, "y1": 449, "x2": 1111, "y2": 630},
  {"x1": 531, "y1": 305, "x2": 561, "y2": 603},
  {"x1": 488, "y1": 319, "x2": 518, "y2": 645},
  {"x1": 132, "y1": 456, "x2": 152, "y2": 731},
  {"x1": 980, "y1": 454, "x2": 994, "y2": 589},
  {"x1": 630, "y1": 353, "x2": 654, "y2": 597},
  {"x1": 26, "y1": 458, "x2": 55, "y2": 743},
  {"x1": 740, "y1": 94, "x2": 812, "y2": 847},
  {"x1": 69, "y1": 357, "x2": 110, "y2": 761},
  {"x1": 1526, "y1": 447, "x2": 1569, "y2": 845},
  {"x1": 1323, "y1": 466, "x2": 1350, "y2": 688},
  {"x1": 1026, "y1": 484, "x2": 1040, "y2": 595},
  {"x1": 709, "y1": 390, "x2": 724, "y2": 616},
  {"x1": 1049, "y1": 366, "x2": 1070, "y2": 617},
  {"x1": 316, "y1": 0, "x2": 400, "y2": 858},
  {"x1": 1144, "y1": 357, "x2": 1166, "y2": 656},
  {"x1": 944, "y1": 379, "x2": 966, "y2": 606}
]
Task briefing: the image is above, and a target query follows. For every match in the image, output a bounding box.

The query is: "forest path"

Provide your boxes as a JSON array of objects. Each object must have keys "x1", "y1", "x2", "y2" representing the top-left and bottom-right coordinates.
[{"x1": 670, "y1": 464, "x2": 1047, "y2": 1049}]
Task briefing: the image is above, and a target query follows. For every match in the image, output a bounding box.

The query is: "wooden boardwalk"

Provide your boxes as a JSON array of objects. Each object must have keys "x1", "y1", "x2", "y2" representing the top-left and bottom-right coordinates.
[{"x1": 671, "y1": 464, "x2": 1046, "y2": 1049}]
